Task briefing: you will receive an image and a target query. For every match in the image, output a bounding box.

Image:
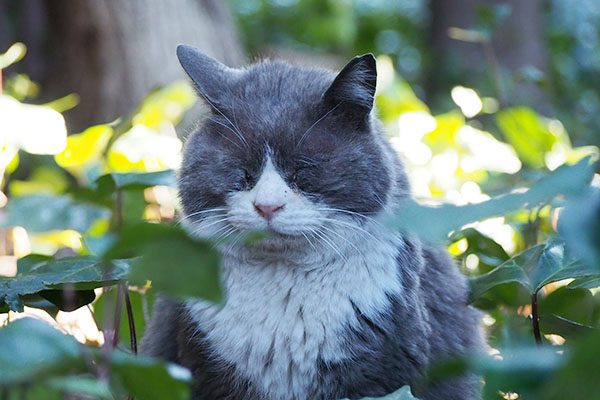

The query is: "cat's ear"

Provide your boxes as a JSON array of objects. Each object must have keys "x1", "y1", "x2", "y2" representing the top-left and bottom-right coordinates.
[
  {"x1": 176, "y1": 44, "x2": 237, "y2": 107},
  {"x1": 322, "y1": 54, "x2": 377, "y2": 119}
]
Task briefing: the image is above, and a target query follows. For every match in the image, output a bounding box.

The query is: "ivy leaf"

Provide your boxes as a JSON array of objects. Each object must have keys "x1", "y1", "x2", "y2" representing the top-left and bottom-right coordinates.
[
  {"x1": 384, "y1": 157, "x2": 593, "y2": 244},
  {"x1": 0, "y1": 318, "x2": 84, "y2": 385},
  {"x1": 93, "y1": 170, "x2": 176, "y2": 198},
  {"x1": 110, "y1": 352, "x2": 191, "y2": 400},
  {"x1": 567, "y1": 276, "x2": 600, "y2": 289},
  {"x1": 0, "y1": 318, "x2": 191, "y2": 399},
  {"x1": 559, "y1": 189, "x2": 600, "y2": 272},
  {"x1": 0, "y1": 255, "x2": 130, "y2": 312},
  {"x1": 468, "y1": 239, "x2": 599, "y2": 303},
  {"x1": 0, "y1": 194, "x2": 111, "y2": 233},
  {"x1": 539, "y1": 314, "x2": 597, "y2": 338}
]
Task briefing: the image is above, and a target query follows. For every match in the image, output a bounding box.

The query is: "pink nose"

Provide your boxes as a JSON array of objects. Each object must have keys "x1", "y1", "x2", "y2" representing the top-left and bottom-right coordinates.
[{"x1": 254, "y1": 203, "x2": 285, "y2": 220}]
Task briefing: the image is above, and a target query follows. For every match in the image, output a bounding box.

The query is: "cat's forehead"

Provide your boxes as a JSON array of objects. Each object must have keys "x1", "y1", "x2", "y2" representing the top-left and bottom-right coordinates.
[{"x1": 233, "y1": 61, "x2": 333, "y2": 111}]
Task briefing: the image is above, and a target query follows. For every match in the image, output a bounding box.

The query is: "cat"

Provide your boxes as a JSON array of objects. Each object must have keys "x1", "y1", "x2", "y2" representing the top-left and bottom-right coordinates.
[{"x1": 140, "y1": 44, "x2": 484, "y2": 400}]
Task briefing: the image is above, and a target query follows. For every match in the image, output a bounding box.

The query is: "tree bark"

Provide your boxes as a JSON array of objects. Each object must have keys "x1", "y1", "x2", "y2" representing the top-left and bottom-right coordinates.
[
  {"x1": 4, "y1": 0, "x2": 243, "y2": 132},
  {"x1": 428, "y1": 0, "x2": 549, "y2": 112}
]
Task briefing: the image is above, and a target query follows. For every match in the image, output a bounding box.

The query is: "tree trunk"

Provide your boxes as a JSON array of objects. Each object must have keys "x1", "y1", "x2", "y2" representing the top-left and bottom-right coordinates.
[
  {"x1": 428, "y1": 0, "x2": 549, "y2": 112},
  {"x1": 4, "y1": 0, "x2": 244, "y2": 132}
]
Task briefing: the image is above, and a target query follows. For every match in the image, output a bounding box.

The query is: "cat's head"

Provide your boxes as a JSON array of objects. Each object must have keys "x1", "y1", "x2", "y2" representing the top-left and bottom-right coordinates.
[{"x1": 177, "y1": 45, "x2": 409, "y2": 249}]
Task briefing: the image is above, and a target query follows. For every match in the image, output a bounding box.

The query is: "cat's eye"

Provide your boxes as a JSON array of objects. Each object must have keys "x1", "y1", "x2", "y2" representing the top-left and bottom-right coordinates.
[{"x1": 243, "y1": 169, "x2": 253, "y2": 186}]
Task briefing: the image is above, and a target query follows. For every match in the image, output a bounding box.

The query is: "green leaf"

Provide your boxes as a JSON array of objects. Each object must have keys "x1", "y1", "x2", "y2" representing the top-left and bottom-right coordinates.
[
  {"x1": 450, "y1": 228, "x2": 509, "y2": 267},
  {"x1": 46, "y1": 376, "x2": 112, "y2": 399},
  {"x1": 468, "y1": 253, "x2": 533, "y2": 303},
  {"x1": 0, "y1": 318, "x2": 84, "y2": 385},
  {"x1": 567, "y1": 275, "x2": 600, "y2": 289},
  {"x1": 468, "y1": 239, "x2": 598, "y2": 302},
  {"x1": 539, "y1": 314, "x2": 597, "y2": 338},
  {"x1": 93, "y1": 170, "x2": 176, "y2": 198},
  {"x1": 383, "y1": 157, "x2": 594, "y2": 243},
  {"x1": 559, "y1": 190, "x2": 600, "y2": 272},
  {"x1": 106, "y1": 223, "x2": 223, "y2": 303},
  {"x1": 529, "y1": 239, "x2": 593, "y2": 291},
  {"x1": 0, "y1": 255, "x2": 130, "y2": 312},
  {"x1": 496, "y1": 106, "x2": 557, "y2": 168},
  {"x1": 473, "y1": 347, "x2": 565, "y2": 398},
  {"x1": 1, "y1": 194, "x2": 111, "y2": 233},
  {"x1": 356, "y1": 386, "x2": 420, "y2": 400},
  {"x1": 0, "y1": 319, "x2": 190, "y2": 400},
  {"x1": 38, "y1": 289, "x2": 97, "y2": 312},
  {"x1": 540, "y1": 332, "x2": 600, "y2": 399},
  {"x1": 110, "y1": 351, "x2": 191, "y2": 400}
]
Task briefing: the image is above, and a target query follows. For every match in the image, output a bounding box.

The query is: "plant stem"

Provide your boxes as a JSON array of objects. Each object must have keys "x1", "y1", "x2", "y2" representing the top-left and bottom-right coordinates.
[
  {"x1": 111, "y1": 285, "x2": 124, "y2": 348},
  {"x1": 531, "y1": 291, "x2": 542, "y2": 345},
  {"x1": 121, "y1": 283, "x2": 138, "y2": 354},
  {"x1": 116, "y1": 188, "x2": 123, "y2": 232}
]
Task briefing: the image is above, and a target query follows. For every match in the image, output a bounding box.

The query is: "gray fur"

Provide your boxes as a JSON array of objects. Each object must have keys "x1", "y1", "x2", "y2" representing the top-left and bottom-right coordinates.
[{"x1": 141, "y1": 46, "x2": 483, "y2": 400}]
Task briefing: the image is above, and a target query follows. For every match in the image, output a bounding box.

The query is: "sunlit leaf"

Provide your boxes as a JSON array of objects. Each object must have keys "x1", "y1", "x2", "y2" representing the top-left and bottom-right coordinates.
[
  {"x1": 131, "y1": 80, "x2": 196, "y2": 130},
  {"x1": 0, "y1": 95, "x2": 67, "y2": 155},
  {"x1": 9, "y1": 167, "x2": 70, "y2": 197},
  {"x1": 55, "y1": 124, "x2": 113, "y2": 174},
  {"x1": 0, "y1": 42, "x2": 26, "y2": 69},
  {"x1": 496, "y1": 107, "x2": 557, "y2": 168},
  {"x1": 108, "y1": 125, "x2": 182, "y2": 173},
  {"x1": 450, "y1": 228, "x2": 510, "y2": 267},
  {"x1": 423, "y1": 111, "x2": 464, "y2": 153}
]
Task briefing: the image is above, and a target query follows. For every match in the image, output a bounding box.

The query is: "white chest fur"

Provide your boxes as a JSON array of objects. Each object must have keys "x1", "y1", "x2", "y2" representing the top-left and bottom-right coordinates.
[{"x1": 185, "y1": 225, "x2": 403, "y2": 400}]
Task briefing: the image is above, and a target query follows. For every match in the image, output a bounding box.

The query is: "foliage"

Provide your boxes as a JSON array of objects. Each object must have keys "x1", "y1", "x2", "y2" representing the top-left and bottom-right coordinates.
[{"x1": 1, "y1": 10, "x2": 600, "y2": 397}]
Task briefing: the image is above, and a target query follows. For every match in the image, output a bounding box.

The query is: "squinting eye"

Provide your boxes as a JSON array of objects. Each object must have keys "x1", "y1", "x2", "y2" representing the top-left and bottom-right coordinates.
[{"x1": 243, "y1": 169, "x2": 252, "y2": 185}]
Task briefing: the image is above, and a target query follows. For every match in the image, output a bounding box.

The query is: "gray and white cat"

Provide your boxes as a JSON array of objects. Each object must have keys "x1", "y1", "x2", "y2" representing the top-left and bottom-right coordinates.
[{"x1": 141, "y1": 45, "x2": 483, "y2": 400}]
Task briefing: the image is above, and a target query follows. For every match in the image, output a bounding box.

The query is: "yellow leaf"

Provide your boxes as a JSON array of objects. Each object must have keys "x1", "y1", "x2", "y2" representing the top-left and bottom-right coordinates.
[{"x1": 55, "y1": 124, "x2": 113, "y2": 174}]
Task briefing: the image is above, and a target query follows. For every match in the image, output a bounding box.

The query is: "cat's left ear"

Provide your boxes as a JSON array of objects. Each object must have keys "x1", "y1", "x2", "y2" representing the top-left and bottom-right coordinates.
[
  {"x1": 176, "y1": 44, "x2": 238, "y2": 108},
  {"x1": 322, "y1": 54, "x2": 377, "y2": 119}
]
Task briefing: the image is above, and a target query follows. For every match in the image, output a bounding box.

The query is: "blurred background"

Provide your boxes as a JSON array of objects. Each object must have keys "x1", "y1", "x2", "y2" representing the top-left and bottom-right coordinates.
[{"x1": 1, "y1": 2, "x2": 600, "y2": 398}]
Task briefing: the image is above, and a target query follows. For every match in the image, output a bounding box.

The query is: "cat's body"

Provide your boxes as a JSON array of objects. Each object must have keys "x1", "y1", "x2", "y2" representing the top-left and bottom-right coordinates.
[{"x1": 141, "y1": 45, "x2": 483, "y2": 400}]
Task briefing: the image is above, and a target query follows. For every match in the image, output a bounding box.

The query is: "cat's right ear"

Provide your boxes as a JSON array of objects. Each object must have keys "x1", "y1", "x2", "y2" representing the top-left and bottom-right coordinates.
[
  {"x1": 176, "y1": 44, "x2": 237, "y2": 108},
  {"x1": 322, "y1": 54, "x2": 377, "y2": 122}
]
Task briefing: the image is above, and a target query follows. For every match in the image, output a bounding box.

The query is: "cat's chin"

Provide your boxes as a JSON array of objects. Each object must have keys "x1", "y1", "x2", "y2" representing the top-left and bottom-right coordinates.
[{"x1": 221, "y1": 228, "x2": 310, "y2": 256}]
